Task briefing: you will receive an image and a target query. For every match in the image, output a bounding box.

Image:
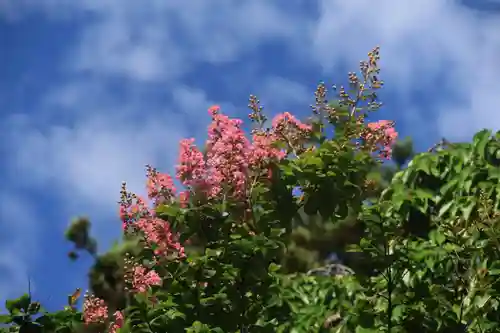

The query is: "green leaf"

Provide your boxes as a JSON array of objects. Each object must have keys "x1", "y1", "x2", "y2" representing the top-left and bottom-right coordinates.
[
  {"x1": 5, "y1": 299, "x2": 17, "y2": 313},
  {"x1": 306, "y1": 156, "x2": 324, "y2": 168},
  {"x1": 155, "y1": 204, "x2": 180, "y2": 217},
  {"x1": 414, "y1": 188, "x2": 434, "y2": 200},
  {"x1": 474, "y1": 294, "x2": 491, "y2": 308},
  {"x1": 205, "y1": 248, "x2": 222, "y2": 257},
  {"x1": 355, "y1": 327, "x2": 378, "y2": 333},
  {"x1": 391, "y1": 304, "x2": 405, "y2": 321},
  {"x1": 438, "y1": 201, "x2": 453, "y2": 217},
  {"x1": 268, "y1": 263, "x2": 281, "y2": 272},
  {"x1": 488, "y1": 269, "x2": 500, "y2": 275},
  {"x1": 462, "y1": 200, "x2": 476, "y2": 221},
  {"x1": 0, "y1": 314, "x2": 12, "y2": 324},
  {"x1": 270, "y1": 228, "x2": 286, "y2": 238},
  {"x1": 279, "y1": 163, "x2": 295, "y2": 176},
  {"x1": 19, "y1": 298, "x2": 31, "y2": 314},
  {"x1": 5, "y1": 294, "x2": 30, "y2": 314},
  {"x1": 473, "y1": 129, "x2": 491, "y2": 159},
  {"x1": 429, "y1": 230, "x2": 446, "y2": 245},
  {"x1": 204, "y1": 269, "x2": 216, "y2": 278}
]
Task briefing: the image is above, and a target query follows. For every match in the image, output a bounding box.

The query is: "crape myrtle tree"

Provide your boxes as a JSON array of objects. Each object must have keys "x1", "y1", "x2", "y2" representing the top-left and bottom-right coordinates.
[
  {"x1": 3, "y1": 46, "x2": 500, "y2": 333},
  {"x1": 67, "y1": 91, "x2": 414, "y2": 291},
  {"x1": 63, "y1": 136, "x2": 414, "y2": 311}
]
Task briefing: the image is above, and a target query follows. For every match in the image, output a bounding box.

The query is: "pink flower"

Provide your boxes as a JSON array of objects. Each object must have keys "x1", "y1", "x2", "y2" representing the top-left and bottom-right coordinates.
[
  {"x1": 118, "y1": 182, "x2": 186, "y2": 259},
  {"x1": 82, "y1": 294, "x2": 108, "y2": 325},
  {"x1": 135, "y1": 217, "x2": 185, "y2": 258},
  {"x1": 174, "y1": 107, "x2": 313, "y2": 201},
  {"x1": 178, "y1": 190, "x2": 190, "y2": 208},
  {"x1": 272, "y1": 112, "x2": 312, "y2": 133},
  {"x1": 146, "y1": 165, "x2": 176, "y2": 205},
  {"x1": 176, "y1": 138, "x2": 207, "y2": 187},
  {"x1": 177, "y1": 106, "x2": 255, "y2": 199},
  {"x1": 109, "y1": 311, "x2": 124, "y2": 333},
  {"x1": 119, "y1": 182, "x2": 151, "y2": 229},
  {"x1": 204, "y1": 108, "x2": 252, "y2": 198},
  {"x1": 130, "y1": 265, "x2": 162, "y2": 293},
  {"x1": 248, "y1": 132, "x2": 286, "y2": 168},
  {"x1": 271, "y1": 112, "x2": 312, "y2": 152},
  {"x1": 361, "y1": 120, "x2": 398, "y2": 159},
  {"x1": 208, "y1": 105, "x2": 221, "y2": 115}
]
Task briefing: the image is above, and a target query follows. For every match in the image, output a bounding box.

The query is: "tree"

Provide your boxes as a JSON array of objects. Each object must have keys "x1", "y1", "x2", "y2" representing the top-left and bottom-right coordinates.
[{"x1": 4, "y1": 46, "x2": 499, "y2": 333}]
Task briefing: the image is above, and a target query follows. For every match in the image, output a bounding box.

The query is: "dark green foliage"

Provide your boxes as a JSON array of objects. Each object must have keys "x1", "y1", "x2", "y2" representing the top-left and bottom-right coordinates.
[
  {"x1": 281, "y1": 136, "x2": 415, "y2": 275},
  {"x1": 88, "y1": 238, "x2": 142, "y2": 313},
  {"x1": 65, "y1": 216, "x2": 98, "y2": 258}
]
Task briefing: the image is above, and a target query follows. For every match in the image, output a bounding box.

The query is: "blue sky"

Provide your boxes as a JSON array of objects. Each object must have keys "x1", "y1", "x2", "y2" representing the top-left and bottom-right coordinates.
[{"x1": 1, "y1": 0, "x2": 500, "y2": 312}]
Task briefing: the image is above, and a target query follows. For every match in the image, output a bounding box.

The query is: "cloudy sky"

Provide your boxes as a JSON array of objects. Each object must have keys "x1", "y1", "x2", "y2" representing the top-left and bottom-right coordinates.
[{"x1": 1, "y1": 0, "x2": 500, "y2": 311}]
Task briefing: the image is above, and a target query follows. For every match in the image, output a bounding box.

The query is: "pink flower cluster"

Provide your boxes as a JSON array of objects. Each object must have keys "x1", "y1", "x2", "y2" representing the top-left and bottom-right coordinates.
[
  {"x1": 135, "y1": 216, "x2": 185, "y2": 257},
  {"x1": 272, "y1": 112, "x2": 312, "y2": 133},
  {"x1": 176, "y1": 138, "x2": 206, "y2": 188},
  {"x1": 119, "y1": 180, "x2": 185, "y2": 258},
  {"x1": 272, "y1": 112, "x2": 312, "y2": 151},
  {"x1": 129, "y1": 264, "x2": 162, "y2": 293},
  {"x1": 119, "y1": 188, "x2": 149, "y2": 228},
  {"x1": 82, "y1": 257, "x2": 166, "y2": 331},
  {"x1": 83, "y1": 294, "x2": 108, "y2": 325},
  {"x1": 81, "y1": 257, "x2": 171, "y2": 331},
  {"x1": 83, "y1": 171, "x2": 184, "y2": 331},
  {"x1": 249, "y1": 132, "x2": 287, "y2": 168},
  {"x1": 109, "y1": 311, "x2": 124, "y2": 333},
  {"x1": 146, "y1": 165, "x2": 176, "y2": 206},
  {"x1": 205, "y1": 106, "x2": 251, "y2": 198},
  {"x1": 176, "y1": 106, "x2": 308, "y2": 200},
  {"x1": 360, "y1": 120, "x2": 398, "y2": 159}
]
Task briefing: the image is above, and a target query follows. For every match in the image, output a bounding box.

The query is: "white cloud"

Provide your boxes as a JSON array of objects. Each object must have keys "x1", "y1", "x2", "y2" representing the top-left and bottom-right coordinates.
[
  {"x1": 71, "y1": 15, "x2": 184, "y2": 82},
  {"x1": 14, "y1": 0, "x2": 310, "y2": 83},
  {"x1": 10, "y1": 116, "x2": 175, "y2": 203}
]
